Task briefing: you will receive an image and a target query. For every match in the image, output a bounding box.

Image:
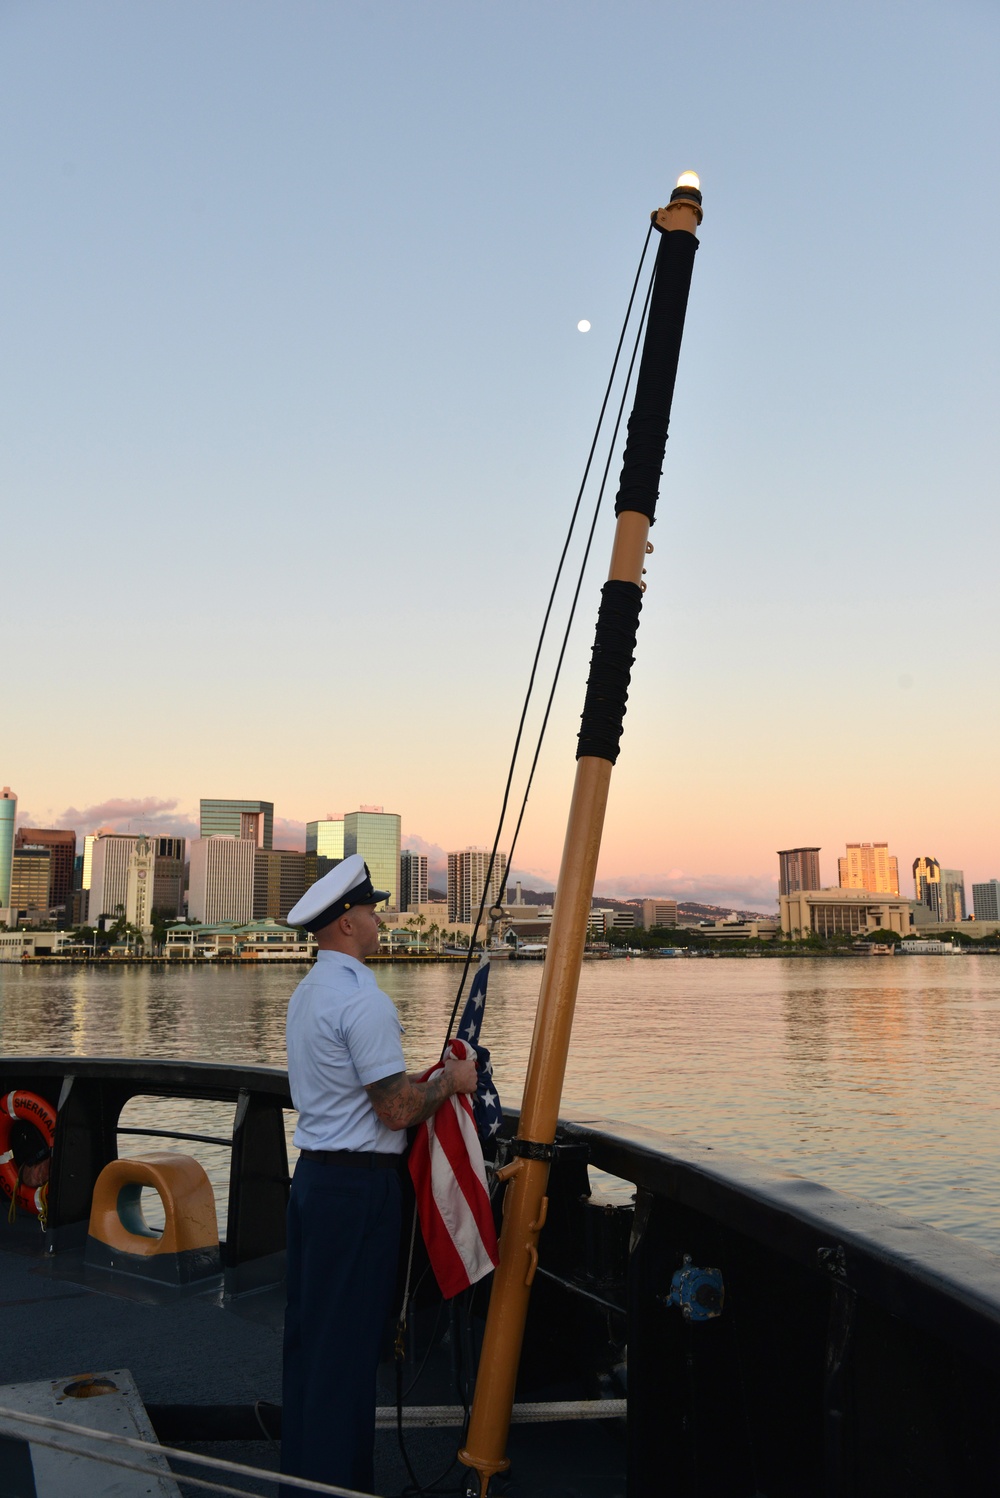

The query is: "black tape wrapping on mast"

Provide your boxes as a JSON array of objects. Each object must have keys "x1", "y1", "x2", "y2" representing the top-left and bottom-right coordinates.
[
  {"x1": 576, "y1": 580, "x2": 643, "y2": 763},
  {"x1": 577, "y1": 227, "x2": 697, "y2": 762},
  {"x1": 614, "y1": 228, "x2": 698, "y2": 522}
]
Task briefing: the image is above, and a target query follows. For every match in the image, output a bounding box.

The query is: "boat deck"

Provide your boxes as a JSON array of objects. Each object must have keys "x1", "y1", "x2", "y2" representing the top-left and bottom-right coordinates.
[
  {"x1": 1, "y1": 1233, "x2": 625, "y2": 1496},
  {"x1": 6, "y1": 1058, "x2": 1000, "y2": 1496}
]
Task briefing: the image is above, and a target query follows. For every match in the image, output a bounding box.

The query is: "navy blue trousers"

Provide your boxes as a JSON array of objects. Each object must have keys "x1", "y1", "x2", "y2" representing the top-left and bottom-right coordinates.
[{"x1": 281, "y1": 1156, "x2": 402, "y2": 1495}]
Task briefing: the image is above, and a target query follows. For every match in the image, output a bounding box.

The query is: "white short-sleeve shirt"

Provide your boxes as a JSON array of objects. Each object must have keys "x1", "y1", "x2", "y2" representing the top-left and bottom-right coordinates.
[{"x1": 286, "y1": 950, "x2": 407, "y2": 1154}]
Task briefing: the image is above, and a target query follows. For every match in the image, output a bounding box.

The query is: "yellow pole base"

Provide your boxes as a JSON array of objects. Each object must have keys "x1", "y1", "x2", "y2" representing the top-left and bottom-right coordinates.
[{"x1": 456, "y1": 1447, "x2": 510, "y2": 1496}]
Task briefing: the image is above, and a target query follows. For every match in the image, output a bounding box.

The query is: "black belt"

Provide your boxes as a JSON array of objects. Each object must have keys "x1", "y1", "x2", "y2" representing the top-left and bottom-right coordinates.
[{"x1": 298, "y1": 1149, "x2": 404, "y2": 1169}]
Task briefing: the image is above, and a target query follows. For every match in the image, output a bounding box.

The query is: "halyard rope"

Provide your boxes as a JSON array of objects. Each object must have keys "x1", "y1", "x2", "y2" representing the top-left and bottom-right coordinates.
[{"x1": 442, "y1": 223, "x2": 656, "y2": 1046}]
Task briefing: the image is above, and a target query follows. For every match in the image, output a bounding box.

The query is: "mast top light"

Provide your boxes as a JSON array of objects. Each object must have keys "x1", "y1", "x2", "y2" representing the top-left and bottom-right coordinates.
[{"x1": 676, "y1": 171, "x2": 700, "y2": 190}]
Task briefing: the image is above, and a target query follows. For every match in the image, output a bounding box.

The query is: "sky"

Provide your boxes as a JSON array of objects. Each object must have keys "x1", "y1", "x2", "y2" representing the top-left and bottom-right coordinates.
[{"x1": 3, "y1": 1, "x2": 999, "y2": 910}]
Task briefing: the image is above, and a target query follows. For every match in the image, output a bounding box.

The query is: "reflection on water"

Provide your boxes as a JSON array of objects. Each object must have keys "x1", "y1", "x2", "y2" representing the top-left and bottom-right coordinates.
[{"x1": 2, "y1": 957, "x2": 1000, "y2": 1250}]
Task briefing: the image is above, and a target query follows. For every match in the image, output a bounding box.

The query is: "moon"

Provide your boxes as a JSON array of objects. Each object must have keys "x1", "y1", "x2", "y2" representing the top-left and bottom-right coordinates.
[{"x1": 577, "y1": 319, "x2": 591, "y2": 332}]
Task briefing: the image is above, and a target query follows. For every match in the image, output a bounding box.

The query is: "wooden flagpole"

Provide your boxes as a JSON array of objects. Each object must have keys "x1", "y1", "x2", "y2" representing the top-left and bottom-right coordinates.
[{"x1": 458, "y1": 176, "x2": 704, "y2": 1495}]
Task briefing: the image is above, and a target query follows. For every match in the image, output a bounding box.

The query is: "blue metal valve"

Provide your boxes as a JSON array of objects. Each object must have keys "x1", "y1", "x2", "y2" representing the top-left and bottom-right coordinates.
[{"x1": 664, "y1": 1255, "x2": 725, "y2": 1321}]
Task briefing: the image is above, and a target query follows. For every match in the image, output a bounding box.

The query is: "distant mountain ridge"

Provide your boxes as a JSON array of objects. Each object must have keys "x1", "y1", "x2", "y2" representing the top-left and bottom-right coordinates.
[{"x1": 498, "y1": 887, "x2": 776, "y2": 922}]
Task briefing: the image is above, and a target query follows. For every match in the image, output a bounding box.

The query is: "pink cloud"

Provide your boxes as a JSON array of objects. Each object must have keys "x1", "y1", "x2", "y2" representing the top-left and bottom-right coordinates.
[
  {"x1": 403, "y1": 833, "x2": 448, "y2": 889},
  {"x1": 273, "y1": 816, "x2": 306, "y2": 851},
  {"x1": 23, "y1": 798, "x2": 308, "y2": 853},
  {"x1": 44, "y1": 797, "x2": 200, "y2": 842}
]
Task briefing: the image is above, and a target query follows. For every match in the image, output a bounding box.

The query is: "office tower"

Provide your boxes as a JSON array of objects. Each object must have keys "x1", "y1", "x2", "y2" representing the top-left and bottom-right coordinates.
[
  {"x1": 837, "y1": 843, "x2": 899, "y2": 896},
  {"x1": 912, "y1": 865, "x2": 966, "y2": 925},
  {"x1": 188, "y1": 837, "x2": 255, "y2": 924},
  {"x1": 0, "y1": 787, "x2": 16, "y2": 911},
  {"x1": 10, "y1": 847, "x2": 52, "y2": 915},
  {"x1": 124, "y1": 836, "x2": 186, "y2": 926},
  {"x1": 913, "y1": 856, "x2": 942, "y2": 919},
  {"x1": 642, "y1": 899, "x2": 679, "y2": 930},
  {"x1": 14, "y1": 828, "x2": 77, "y2": 913},
  {"x1": 306, "y1": 818, "x2": 345, "y2": 861},
  {"x1": 777, "y1": 848, "x2": 821, "y2": 896},
  {"x1": 82, "y1": 834, "x2": 97, "y2": 892},
  {"x1": 89, "y1": 834, "x2": 142, "y2": 922},
  {"x1": 71, "y1": 852, "x2": 85, "y2": 924},
  {"x1": 79, "y1": 833, "x2": 98, "y2": 923},
  {"x1": 400, "y1": 850, "x2": 428, "y2": 912},
  {"x1": 973, "y1": 880, "x2": 1000, "y2": 922},
  {"x1": 940, "y1": 869, "x2": 966, "y2": 923},
  {"x1": 344, "y1": 808, "x2": 401, "y2": 911},
  {"x1": 199, "y1": 799, "x2": 274, "y2": 850},
  {"x1": 254, "y1": 849, "x2": 308, "y2": 921},
  {"x1": 447, "y1": 848, "x2": 508, "y2": 925}
]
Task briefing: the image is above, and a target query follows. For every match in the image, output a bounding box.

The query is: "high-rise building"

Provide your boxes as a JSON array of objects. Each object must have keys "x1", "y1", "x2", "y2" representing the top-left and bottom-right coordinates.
[
  {"x1": 89, "y1": 834, "x2": 142, "y2": 922},
  {"x1": 188, "y1": 837, "x2": 255, "y2": 924},
  {"x1": 15, "y1": 828, "x2": 77, "y2": 913},
  {"x1": 641, "y1": 898, "x2": 679, "y2": 930},
  {"x1": 82, "y1": 834, "x2": 97, "y2": 893},
  {"x1": 400, "y1": 850, "x2": 428, "y2": 912},
  {"x1": 306, "y1": 818, "x2": 345, "y2": 861},
  {"x1": 940, "y1": 869, "x2": 967, "y2": 923},
  {"x1": 447, "y1": 848, "x2": 508, "y2": 925},
  {"x1": 10, "y1": 847, "x2": 52, "y2": 915},
  {"x1": 254, "y1": 849, "x2": 309, "y2": 920},
  {"x1": 0, "y1": 787, "x2": 16, "y2": 911},
  {"x1": 913, "y1": 856, "x2": 942, "y2": 920},
  {"x1": 777, "y1": 848, "x2": 821, "y2": 896},
  {"x1": 837, "y1": 842, "x2": 899, "y2": 896},
  {"x1": 972, "y1": 880, "x2": 1000, "y2": 922},
  {"x1": 79, "y1": 832, "x2": 99, "y2": 923},
  {"x1": 124, "y1": 835, "x2": 186, "y2": 926},
  {"x1": 199, "y1": 799, "x2": 273, "y2": 850},
  {"x1": 913, "y1": 857, "x2": 964, "y2": 921},
  {"x1": 344, "y1": 808, "x2": 400, "y2": 911}
]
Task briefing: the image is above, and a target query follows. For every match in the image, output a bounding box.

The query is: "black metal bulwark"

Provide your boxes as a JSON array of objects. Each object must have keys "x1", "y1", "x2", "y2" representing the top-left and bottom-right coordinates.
[
  {"x1": 5, "y1": 1061, "x2": 1000, "y2": 1491},
  {"x1": 0, "y1": 1057, "x2": 292, "y2": 1273},
  {"x1": 226, "y1": 1085, "x2": 290, "y2": 1286}
]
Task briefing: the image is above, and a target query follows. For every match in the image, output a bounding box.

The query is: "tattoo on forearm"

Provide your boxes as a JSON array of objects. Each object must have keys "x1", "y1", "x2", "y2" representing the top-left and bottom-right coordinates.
[{"x1": 365, "y1": 1070, "x2": 452, "y2": 1129}]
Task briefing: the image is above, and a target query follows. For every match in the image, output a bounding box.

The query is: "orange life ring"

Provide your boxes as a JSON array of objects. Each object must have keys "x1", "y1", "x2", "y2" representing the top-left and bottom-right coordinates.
[{"x1": 0, "y1": 1089, "x2": 56, "y2": 1220}]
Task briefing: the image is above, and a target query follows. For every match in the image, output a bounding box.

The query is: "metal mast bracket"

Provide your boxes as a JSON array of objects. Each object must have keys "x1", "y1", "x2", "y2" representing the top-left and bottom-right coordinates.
[{"x1": 652, "y1": 180, "x2": 703, "y2": 233}]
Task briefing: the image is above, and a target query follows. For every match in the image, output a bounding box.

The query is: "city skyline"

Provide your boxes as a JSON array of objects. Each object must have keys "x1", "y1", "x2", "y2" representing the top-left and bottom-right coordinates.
[
  {"x1": 3, "y1": 6, "x2": 998, "y2": 911},
  {"x1": 6, "y1": 783, "x2": 997, "y2": 914}
]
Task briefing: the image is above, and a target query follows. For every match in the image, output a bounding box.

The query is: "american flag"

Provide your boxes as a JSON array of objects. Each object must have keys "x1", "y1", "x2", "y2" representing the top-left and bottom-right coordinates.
[
  {"x1": 456, "y1": 953, "x2": 502, "y2": 1143},
  {"x1": 408, "y1": 954, "x2": 500, "y2": 1298}
]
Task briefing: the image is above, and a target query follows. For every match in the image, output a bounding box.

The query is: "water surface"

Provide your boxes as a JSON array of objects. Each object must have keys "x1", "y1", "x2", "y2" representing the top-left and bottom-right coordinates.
[{"x1": 2, "y1": 956, "x2": 998, "y2": 1250}]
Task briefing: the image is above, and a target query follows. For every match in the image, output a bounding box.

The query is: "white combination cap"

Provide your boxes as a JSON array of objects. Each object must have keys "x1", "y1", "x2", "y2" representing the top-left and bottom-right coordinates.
[{"x1": 287, "y1": 853, "x2": 390, "y2": 933}]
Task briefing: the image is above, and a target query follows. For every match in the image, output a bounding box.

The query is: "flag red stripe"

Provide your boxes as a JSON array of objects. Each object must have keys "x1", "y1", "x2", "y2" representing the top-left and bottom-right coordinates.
[
  {"x1": 409, "y1": 1125, "x2": 472, "y2": 1298},
  {"x1": 408, "y1": 1038, "x2": 499, "y2": 1299},
  {"x1": 434, "y1": 1099, "x2": 497, "y2": 1245}
]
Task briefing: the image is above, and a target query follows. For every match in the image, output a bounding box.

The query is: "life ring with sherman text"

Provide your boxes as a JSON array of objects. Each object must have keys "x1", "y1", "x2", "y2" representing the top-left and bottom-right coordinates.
[{"x1": 0, "y1": 1090, "x2": 56, "y2": 1223}]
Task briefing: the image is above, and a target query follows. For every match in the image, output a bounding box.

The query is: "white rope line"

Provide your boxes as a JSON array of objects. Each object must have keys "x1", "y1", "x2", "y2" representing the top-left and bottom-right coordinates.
[
  {"x1": 375, "y1": 1399, "x2": 626, "y2": 1427},
  {"x1": 0, "y1": 1404, "x2": 367, "y2": 1496},
  {"x1": 0, "y1": 1429, "x2": 259, "y2": 1498}
]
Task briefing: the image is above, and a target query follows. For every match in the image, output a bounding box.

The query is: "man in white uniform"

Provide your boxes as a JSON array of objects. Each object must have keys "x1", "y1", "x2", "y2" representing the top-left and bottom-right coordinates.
[{"x1": 281, "y1": 855, "x2": 477, "y2": 1494}]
